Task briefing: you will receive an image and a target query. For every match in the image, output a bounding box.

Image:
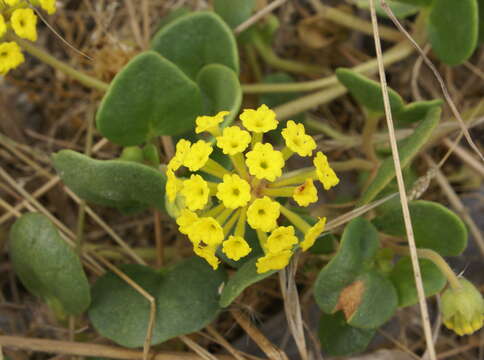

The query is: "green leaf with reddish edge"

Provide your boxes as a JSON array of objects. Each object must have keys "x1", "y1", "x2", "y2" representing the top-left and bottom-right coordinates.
[
  {"x1": 219, "y1": 257, "x2": 276, "y2": 307},
  {"x1": 96, "y1": 51, "x2": 203, "y2": 146},
  {"x1": 428, "y1": 0, "x2": 479, "y2": 65},
  {"x1": 89, "y1": 258, "x2": 226, "y2": 348},
  {"x1": 196, "y1": 64, "x2": 242, "y2": 128},
  {"x1": 373, "y1": 200, "x2": 468, "y2": 256},
  {"x1": 389, "y1": 256, "x2": 446, "y2": 307},
  {"x1": 358, "y1": 106, "x2": 440, "y2": 205},
  {"x1": 53, "y1": 150, "x2": 166, "y2": 213},
  {"x1": 314, "y1": 217, "x2": 379, "y2": 314},
  {"x1": 9, "y1": 213, "x2": 90, "y2": 315},
  {"x1": 151, "y1": 12, "x2": 239, "y2": 80},
  {"x1": 336, "y1": 68, "x2": 404, "y2": 115},
  {"x1": 319, "y1": 311, "x2": 376, "y2": 357}
]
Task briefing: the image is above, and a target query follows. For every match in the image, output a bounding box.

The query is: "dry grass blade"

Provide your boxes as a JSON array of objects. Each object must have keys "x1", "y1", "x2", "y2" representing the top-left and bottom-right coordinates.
[
  {"x1": 369, "y1": 1, "x2": 436, "y2": 359},
  {"x1": 380, "y1": 0, "x2": 484, "y2": 163},
  {"x1": 442, "y1": 137, "x2": 484, "y2": 178},
  {"x1": 234, "y1": 0, "x2": 288, "y2": 35},
  {"x1": 179, "y1": 335, "x2": 220, "y2": 360},
  {"x1": 206, "y1": 326, "x2": 248, "y2": 360},
  {"x1": 230, "y1": 310, "x2": 289, "y2": 360}
]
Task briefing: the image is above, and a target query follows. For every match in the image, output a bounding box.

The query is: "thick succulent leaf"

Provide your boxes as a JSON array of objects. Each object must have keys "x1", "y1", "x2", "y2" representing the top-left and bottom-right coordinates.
[
  {"x1": 219, "y1": 257, "x2": 276, "y2": 307},
  {"x1": 96, "y1": 51, "x2": 203, "y2": 145},
  {"x1": 89, "y1": 258, "x2": 226, "y2": 348},
  {"x1": 389, "y1": 256, "x2": 446, "y2": 307},
  {"x1": 196, "y1": 64, "x2": 242, "y2": 128},
  {"x1": 428, "y1": 0, "x2": 479, "y2": 65},
  {"x1": 314, "y1": 217, "x2": 379, "y2": 313},
  {"x1": 9, "y1": 213, "x2": 90, "y2": 315},
  {"x1": 319, "y1": 312, "x2": 376, "y2": 357},
  {"x1": 373, "y1": 200, "x2": 468, "y2": 256},
  {"x1": 213, "y1": 0, "x2": 255, "y2": 29},
  {"x1": 151, "y1": 12, "x2": 239, "y2": 79},
  {"x1": 359, "y1": 107, "x2": 440, "y2": 204},
  {"x1": 53, "y1": 150, "x2": 166, "y2": 213},
  {"x1": 395, "y1": 99, "x2": 443, "y2": 125},
  {"x1": 336, "y1": 68, "x2": 404, "y2": 115}
]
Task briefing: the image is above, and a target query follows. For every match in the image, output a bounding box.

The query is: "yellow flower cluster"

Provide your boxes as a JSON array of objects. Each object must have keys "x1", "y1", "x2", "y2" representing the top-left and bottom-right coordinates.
[
  {"x1": 0, "y1": 0, "x2": 56, "y2": 75},
  {"x1": 166, "y1": 105, "x2": 339, "y2": 273}
]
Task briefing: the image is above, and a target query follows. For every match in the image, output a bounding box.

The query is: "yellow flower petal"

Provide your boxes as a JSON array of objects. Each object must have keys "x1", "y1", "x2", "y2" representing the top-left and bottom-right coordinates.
[
  {"x1": 188, "y1": 217, "x2": 224, "y2": 246},
  {"x1": 222, "y1": 235, "x2": 251, "y2": 261},
  {"x1": 0, "y1": 42, "x2": 25, "y2": 75},
  {"x1": 300, "y1": 217, "x2": 326, "y2": 251},
  {"x1": 180, "y1": 174, "x2": 210, "y2": 211},
  {"x1": 165, "y1": 168, "x2": 183, "y2": 203},
  {"x1": 216, "y1": 126, "x2": 251, "y2": 155},
  {"x1": 195, "y1": 111, "x2": 229, "y2": 134},
  {"x1": 176, "y1": 209, "x2": 199, "y2": 235},
  {"x1": 39, "y1": 0, "x2": 57, "y2": 14},
  {"x1": 183, "y1": 140, "x2": 213, "y2": 172},
  {"x1": 168, "y1": 139, "x2": 191, "y2": 171},
  {"x1": 11, "y1": 9, "x2": 38, "y2": 42},
  {"x1": 0, "y1": 15, "x2": 7, "y2": 38},
  {"x1": 216, "y1": 174, "x2": 251, "y2": 209},
  {"x1": 240, "y1": 104, "x2": 278, "y2": 133},
  {"x1": 293, "y1": 179, "x2": 318, "y2": 207},
  {"x1": 246, "y1": 143, "x2": 284, "y2": 181},
  {"x1": 193, "y1": 245, "x2": 220, "y2": 270},
  {"x1": 256, "y1": 250, "x2": 292, "y2": 273},
  {"x1": 247, "y1": 196, "x2": 280, "y2": 232},
  {"x1": 281, "y1": 120, "x2": 316, "y2": 157},
  {"x1": 267, "y1": 226, "x2": 298, "y2": 253},
  {"x1": 313, "y1": 151, "x2": 339, "y2": 190}
]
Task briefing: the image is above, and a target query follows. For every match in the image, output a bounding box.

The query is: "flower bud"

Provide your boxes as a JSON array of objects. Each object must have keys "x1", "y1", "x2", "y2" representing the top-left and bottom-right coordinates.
[{"x1": 441, "y1": 278, "x2": 484, "y2": 336}]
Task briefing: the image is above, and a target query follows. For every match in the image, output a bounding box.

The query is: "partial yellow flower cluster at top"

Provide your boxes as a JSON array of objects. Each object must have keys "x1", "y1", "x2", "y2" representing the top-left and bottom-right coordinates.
[
  {"x1": 166, "y1": 105, "x2": 339, "y2": 273},
  {"x1": 0, "y1": 0, "x2": 56, "y2": 75}
]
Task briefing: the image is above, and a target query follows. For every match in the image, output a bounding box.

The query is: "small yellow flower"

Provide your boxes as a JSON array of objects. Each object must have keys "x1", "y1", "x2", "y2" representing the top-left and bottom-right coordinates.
[
  {"x1": 176, "y1": 209, "x2": 199, "y2": 235},
  {"x1": 216, "y1": 174, "x2": 251, "y2": 209},
  {"x1": 246, "y1": 143, "x2": 284, "y2": 181},
  {"x1": 281, "y1": 120, "x2": 316, "y2": 157},
  {"x1": 188, "y1": 217, "x2": 224, "y2": 246},
  {"x1": 194, "y1": 245, "x2": 220, "y2": 270},
  {"x1": 256, "y1": 250, "x2": 292, "y2": 273},
  {"x1": 180, "y1": 174, "x2": 210, "y2": 211},
  {"x1": 300, "y1": 217, "x2": 326, "y2": 251},
  {"x1": 441, "y1": 278, "x2": 484, "y2": 336},
  {"x1": 0, "y1": 15, "x2": 7, "y2": 38},
  {"x1": 0, "y1": 42, "x2": 25, "y2": 75},
  {"x1": 293, "y1": 179, "x2": 318, "y2": 207},
  {"x1": 39, "y1": 0, "x2": 57, "y2": 15},
  {"x1": 222, "y1": 236, "x2": 251, "y2": 261},
  {"x1": 266, "y1": 226, "x2": 298, "y2": 254},
  {"x1": 183, "y1": 140, "x2": 213, "y2": 172},
  {"x1": 240, "y1": 104, "x2": 278, "y2": 133},
  {"x1": 11, "y1": 8, "x2": 38, "y2": 42},
  {"x1": 314, "y1": 151, "x2": 339, "y2": 190},
  {"x1": 165, "y1": 168, "x2": 183, "y2": 203},
  {"x1": 5, "y1": 0, "x2": 20, "y2": 6},
  {"x1": 216, "y1": 126, "x2": 251, "y2": 155},
  {"x1": 195, "y1": 111, "x2": 229, "y2": 134},
  {"x1": 247, "y1": 196, "x2": 280, "y2": 232},
  {"x1": 168, "y1": 139, "x2": 191, "y2": 171}
]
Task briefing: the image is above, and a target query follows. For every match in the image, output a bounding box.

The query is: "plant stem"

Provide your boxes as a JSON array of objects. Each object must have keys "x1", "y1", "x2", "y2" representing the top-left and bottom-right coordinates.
[
  {"x1": 305, "y1": 117, "x2": 352, "y2": 143},
  {"x1": 12, "y1": 36, "x2": 110, "y2": 92},
  {"x1": 362, "y1": 112, "x2": 380, "y2": 163},
  {"x1": 242, "y1": 41, "x2": 413, "y2": 94},
  {"x1": 252, "y1": 32, "x2": 326, "y2": 75}
]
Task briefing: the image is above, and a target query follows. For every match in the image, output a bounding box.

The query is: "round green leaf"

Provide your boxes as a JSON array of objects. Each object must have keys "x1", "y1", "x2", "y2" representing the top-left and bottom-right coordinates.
[
  {"x1": 389, "y1": 256, "x2": 446, "y2": 307},
  {"x1": 373, "y1": 200, "x2": 468, "y2": 256},
  {"x1": 428, "y1": 0, "x2": 479, "y2": 65},
  {"x1": 196, "y1": 64, "x2": 242, "y2": 128},
  {"x1": 346, "y1": 271, "x2": 398, "y2": 329},
  {"x1": 219, "y1": 257, "x2": 276, "y2": 307},
  {"x1": 96, "y1": 51, "x2": 203, "y2": 146},
  {"x1": 214, "y1": 0, "x2": 255, "y2": 29},
  {"x1": 89, "y1": 258, "x2": 226, "y2": 348},
  {"x1": 53, "y1": 150, "x2": 166, "y2": 213},
  {"x1": 319, "y1": 312, "x2": 375, "y2": 357},
  {"x1": 9, "y1": 213, "x2": 90, "y2": 315},
  {"x1": 151, "y1": 12, "x2": 239, "y2": 80},
  {"x1": 314, "y1": 217, "x2": 379, "y2": 314},
  {"x1": 395, "y1": 99, "x2": 443, "y2": 125},
  {"x1": 336, "y1": 68, "x2": 404, "y2": 115},
  {"x1": 359, "y1": 107, "x2": 440, "y2": 205}
]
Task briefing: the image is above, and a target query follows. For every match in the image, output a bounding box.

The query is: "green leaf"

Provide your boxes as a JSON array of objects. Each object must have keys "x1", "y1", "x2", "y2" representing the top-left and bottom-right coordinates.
[
  {"x1": 314, "y1": 217, "x2": 379, "y2": 314},
  {"x1": 428, "y1": 0, "x2": 479, "y2": 65},
  {"x1": 395, "y1": 99, "x2": 443, "y2": 125},
  {"x1": 151, "y1": 12, "x2": 239, "y2": 80},
  {"x1": 9, "y1": 213, "x2": 90, "y2": 315},
  {"x1": 53, "y1": 150, "x2": 166, "y2": 213},
  {"x1": 345, "y1": 270, "x2": 398, "y2": 329},
  {"x1": 389, "y1": 256, "x2": 446, "y2": 307},
  {"x1": 96, "y1": 51, "x2": 203, "y2": 146},
  {"x1": 336, "y1": 68, "x2": 405, "y2": 115},
  {"x1": 219, "y1": 257, "x2": 276, "y2": 307},
  {"x1": 155, "y1": 7, "x2": 191, "y2": 32},
  {"x1": 355, "y1": 0, "x2": 420, "y2": 18},
  {"x1": 89, "y1": 258, "x2": 226, "y2": 348},
  {"x1": 213, "y1": 0, "x2": 255, "y2": 29},
  {"x1": 319, "y1": 312, "x2": 375, "y2": 356},
  {"x1": 196, "y1": 64, "x2": 242, "y2": 128},
  {"x1": 392, "y1": 0, "x2": 432, "y2": 6},
  {"x1": 373, "y1": 200, "x2": 468, "y2": 256},
  {"x1": 359, "y1": 107, "x2": 440, "y2": 205}
]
